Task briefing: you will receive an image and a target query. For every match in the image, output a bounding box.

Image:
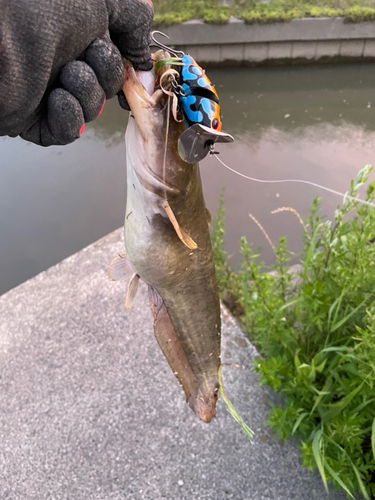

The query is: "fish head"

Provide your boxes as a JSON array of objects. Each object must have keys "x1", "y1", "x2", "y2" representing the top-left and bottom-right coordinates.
[
  {"x1": 123, "y1": 51, "x2": 192, "y2": 194},
  {"x1": 122, "y1": 56, "x2": 159, "y2": 134},
  {"x1": 189, "y1": 378, "x2": 220, "y2": 423}
]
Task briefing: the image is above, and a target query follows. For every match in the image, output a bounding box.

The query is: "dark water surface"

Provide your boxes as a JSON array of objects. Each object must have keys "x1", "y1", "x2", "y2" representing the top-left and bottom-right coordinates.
[{"x1": 1, "y1": 64, "x2": 375, "y2": 295}]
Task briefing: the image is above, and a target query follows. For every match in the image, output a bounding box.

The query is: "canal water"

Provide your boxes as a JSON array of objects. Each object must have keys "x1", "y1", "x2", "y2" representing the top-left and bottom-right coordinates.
[{"x1": 1, "y1": 63, "x2": 375, "y2": 296}]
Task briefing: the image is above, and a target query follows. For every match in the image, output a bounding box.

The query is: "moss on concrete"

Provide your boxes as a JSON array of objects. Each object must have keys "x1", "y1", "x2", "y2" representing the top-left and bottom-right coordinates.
[{"x1": 153, "y1": 0, "x2": 375, "y2": 26}]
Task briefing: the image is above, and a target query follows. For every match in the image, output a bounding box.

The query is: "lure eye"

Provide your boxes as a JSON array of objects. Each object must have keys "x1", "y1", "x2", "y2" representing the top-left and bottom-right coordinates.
[{"x1": 212, "y1": 118, "x2": 219, "y2": 130}]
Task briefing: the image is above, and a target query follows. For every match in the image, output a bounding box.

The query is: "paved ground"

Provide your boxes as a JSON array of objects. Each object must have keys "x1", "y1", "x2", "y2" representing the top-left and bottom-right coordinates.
[{"x1": 0, "y1": 229, "x2": 349, "y2": 500}]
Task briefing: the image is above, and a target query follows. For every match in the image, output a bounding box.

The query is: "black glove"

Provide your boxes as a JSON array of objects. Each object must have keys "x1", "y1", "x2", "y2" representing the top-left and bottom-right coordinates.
[{"x1": 0, "y1": 0, "x2": 153, "y2": 146}]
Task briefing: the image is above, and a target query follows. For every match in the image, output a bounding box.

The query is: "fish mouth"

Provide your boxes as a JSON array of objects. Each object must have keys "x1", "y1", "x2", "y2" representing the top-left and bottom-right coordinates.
[
  {"x1": 124, "y1": 61, "x2": 155, "y2": 100},
  {"x1": 122, "y1": 50, "x2": 170, "y2": 115}
]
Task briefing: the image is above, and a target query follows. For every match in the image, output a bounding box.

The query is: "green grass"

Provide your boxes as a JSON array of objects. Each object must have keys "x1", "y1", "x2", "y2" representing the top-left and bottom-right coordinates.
[
  {"x1": 153, "y1": 0, "x2": 375, "y2": 25},
  {"x1": 218, "y1": 365, "x2": 255, "y2": 440},
  {"x1": 211, "y1": 166, "x2": 375, "y2": 499}
]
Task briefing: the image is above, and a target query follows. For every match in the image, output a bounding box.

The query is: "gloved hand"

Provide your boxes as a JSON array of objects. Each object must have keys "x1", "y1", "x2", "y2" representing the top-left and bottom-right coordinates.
[{"x1": 0, "y1": 0, "x2": 153, "y2": 146}]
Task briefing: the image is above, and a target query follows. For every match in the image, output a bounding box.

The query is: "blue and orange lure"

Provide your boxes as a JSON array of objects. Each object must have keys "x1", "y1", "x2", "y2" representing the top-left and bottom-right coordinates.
[
  {"x1": 179, "y1": 54, "x2": 221, "y2": 131},
  {"x1": 151, "y1": 32, "x2": 234, "y2": 163}
]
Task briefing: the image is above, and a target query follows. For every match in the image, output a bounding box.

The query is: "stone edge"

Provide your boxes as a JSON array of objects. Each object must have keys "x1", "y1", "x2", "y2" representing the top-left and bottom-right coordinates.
[{"x1": 159, "y1": 17, "x2": 375, "y2": 64}]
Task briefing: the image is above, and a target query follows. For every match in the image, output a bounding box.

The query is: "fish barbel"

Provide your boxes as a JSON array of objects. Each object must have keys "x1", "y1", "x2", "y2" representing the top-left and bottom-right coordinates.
[{"x1": 109, "y1": 51, "x2": 221, "y2": 423}]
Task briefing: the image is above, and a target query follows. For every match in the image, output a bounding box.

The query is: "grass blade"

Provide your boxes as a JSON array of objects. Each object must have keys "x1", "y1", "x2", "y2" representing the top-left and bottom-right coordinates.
[
  {"x1": 330, "y1": 299, "x2": 366, "y2": 332},
  {"x1": 302, "y1": 223, "x2": 322, "y2": 282},
  {"x1": 372, "y1": 418, "x2": 375, "y2": 462},
  {"x1": 325, "y1": 463, "x2": 354, "y2": 499},
  {"x1": 350, "y1": 461, "x2": 370, "y2": 500},
  {"x1": 292, "y1": 412, "x2": 308, "y2": 435},
  {"x1": 350, "y1": 398, "x2": 375, "y2": 415},
  {"x1": 325, "y1": 434, "x2": 371, "y2": 500},
  {"x1": 328, "y1": 289, "x2": 345, "y2": 332},
  {"x1": 310, "y1": 376, "x2": 332, "y2": 416},
  {"x1": 154, "y1": 57, "x2": 183, "y2": 72},
  {"x1": 321, "y1": 382, "x2": 364, "y2": 423},
  {"x1": 277, "y1": 296, "x2": 303, "y2": 313},
  {"x1": 312, "y1": 429, "x2": 328, "y2": 492},
  {"x1": 218, "y1": 366, "x2": 254, "y2": 441},
  {"x1": 320, "y1": 346, "x2": 352, "y2": 355}
]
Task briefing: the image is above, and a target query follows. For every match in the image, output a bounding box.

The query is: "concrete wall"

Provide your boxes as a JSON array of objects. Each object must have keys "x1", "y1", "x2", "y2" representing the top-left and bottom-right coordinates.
[{"x1": 159, "y1": 17, "x2": 375, "y2": 65}]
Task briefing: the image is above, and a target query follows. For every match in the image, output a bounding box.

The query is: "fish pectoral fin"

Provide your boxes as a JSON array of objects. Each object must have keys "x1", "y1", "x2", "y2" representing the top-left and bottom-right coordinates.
[
  {"x1": 163, "y1": 201, "x2": 198, "y2": 250},
  {"x1": 206, "y1": 208, "x2": 212, "y2": 225},
  {"x1": 108, "y1": 253, "x2": 134, "y2": 281},
  {"x1": 148, "y1": 284, "x2": 164, "y2": 313},
  {"x1": 126, "y1": 273, "x2": 140, "y2": 310}
]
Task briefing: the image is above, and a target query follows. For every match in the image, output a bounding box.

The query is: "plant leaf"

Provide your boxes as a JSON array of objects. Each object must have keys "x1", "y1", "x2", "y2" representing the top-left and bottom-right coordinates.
[
  {"x1": 325, "y1": 434, "x2": 371, "y2": 500},
  {"x1": 310, "y1": 376, "x2": 332, "y2": 416},
  {"x1": 325, "y1": 463, "x2": 354, "y2": 499},
  {"x1": 277, "y1": 296, "x2": 302, "y2": 312},
  {"x1": 350, "y1": 398, "x2": 375, "y2": 415},
  {"x1": 218, "y1": 366, "x2": 254, "y2": 441},
  {"x1": 321, "y1": 382, "x2": 364, "y2": 423},
  {"x1": 320, "y1": 346, "x2": 352, "y2": 354},
  {"x1": 330, "y1": 299, "x2": 366, "y2": 332},
  {"x1": 312, "y1": 429, "x2": 328, "y2": 492},
  {"x1": 328, "y1": 289, "x2": 345, "y2": 332},
  {"x1": 350, "y1": 461, "x2": 370, "y2": 500},
  {"x1": 292, "y1": 412, "x2": 308, "y2": 435},
  {"x1": 154, "y1": 57, "x2": 183, "y2": 72}
]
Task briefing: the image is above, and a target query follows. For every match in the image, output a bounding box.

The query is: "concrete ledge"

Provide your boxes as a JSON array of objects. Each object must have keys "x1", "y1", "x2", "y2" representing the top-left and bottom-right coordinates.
[
  {"x1": 0, "y1": 229, "x2": 347, "y2": 499},
  {"x1": 159, "y1": 17, "x2": 375, "y2": 65},
  {"x1": 364, "y1": 38, "x2": 375, "y2": 56},
  {"x1": 163, "y1": 17, "x2": 375, "y2": 45}
]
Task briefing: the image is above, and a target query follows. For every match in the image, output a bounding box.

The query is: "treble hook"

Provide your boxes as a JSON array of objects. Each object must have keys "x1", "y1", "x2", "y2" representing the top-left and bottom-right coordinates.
[{"x1": 150, "y1": 31, "x2": 185, "y2": 58}]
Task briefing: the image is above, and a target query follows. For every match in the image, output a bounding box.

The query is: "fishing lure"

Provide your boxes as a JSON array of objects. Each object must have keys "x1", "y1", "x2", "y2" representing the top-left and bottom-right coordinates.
[{"x1": 151, "y1": 31, "x2": 234, "y2": 163}]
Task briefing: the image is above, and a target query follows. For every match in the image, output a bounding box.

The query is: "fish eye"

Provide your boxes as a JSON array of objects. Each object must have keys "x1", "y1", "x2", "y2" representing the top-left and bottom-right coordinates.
[{"x1": 212, "y1": 118, "x2": 219, "y2": 130}]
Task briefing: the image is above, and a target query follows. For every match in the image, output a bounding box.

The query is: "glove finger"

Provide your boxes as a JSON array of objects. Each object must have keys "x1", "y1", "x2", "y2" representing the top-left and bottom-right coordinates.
[
  {"x1": 86, "y1": 37, "x2": 124, "y2": 99},
  {"x1": 117, "y1": 90, "x2": 130, "y2": 111},
  {"x1": 21, "y1": 88, "x2": 85, "y2": 146},
  {"x1": 113, "y1": 32, "x2": 153, "y2": 71},
  {"x1": 60, "y1": 61, "x2": 105, "y2": 122},
  {"x1": 108, "y1": 0, "x2": 154, "y2": 71}
]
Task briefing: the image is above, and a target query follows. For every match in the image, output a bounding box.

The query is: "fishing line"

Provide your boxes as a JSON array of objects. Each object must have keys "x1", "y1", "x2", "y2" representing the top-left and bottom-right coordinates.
[
  {"x1": 213, "y1": 154, "x2": 375, "y2": 208},
  {"x1": 162, "y1": 94, "x2": 171, "y2": 200}
]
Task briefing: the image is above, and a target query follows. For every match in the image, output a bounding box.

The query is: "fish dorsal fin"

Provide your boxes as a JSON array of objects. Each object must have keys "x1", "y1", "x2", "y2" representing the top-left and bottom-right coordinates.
[
  {"x1": 108, "y1": 253, "x2": 134, "y2": 281},
  {"x1": 126, "y1": 273, "x2": 140, "y2": 310},
  {"x1": 163, "y1": 201, "x2": 197, "y2": 250}
]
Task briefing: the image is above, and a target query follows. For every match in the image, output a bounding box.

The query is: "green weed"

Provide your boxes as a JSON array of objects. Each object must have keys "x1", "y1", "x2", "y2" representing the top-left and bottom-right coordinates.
[
  {"x1": 218, "y1": 365, "x2": 255, "y2": 440},
  {"x1": 153, "y1": 0, "x2": 375, "y2": 26},
  {"x1": 211, "y1": 165, "x2": 375, "y2": 499}
]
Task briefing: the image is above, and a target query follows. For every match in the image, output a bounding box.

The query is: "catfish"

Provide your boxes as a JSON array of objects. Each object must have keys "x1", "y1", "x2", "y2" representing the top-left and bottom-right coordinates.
[{"x1": 109, "y1": 51, "x2": 221, "y2": 423}]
